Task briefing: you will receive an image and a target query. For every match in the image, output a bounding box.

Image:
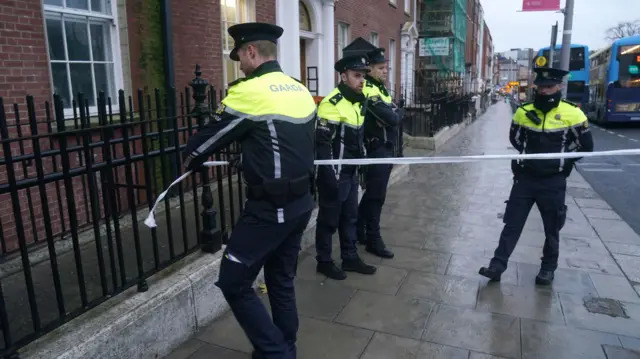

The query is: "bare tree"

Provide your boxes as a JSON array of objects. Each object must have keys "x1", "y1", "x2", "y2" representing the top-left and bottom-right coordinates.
[{"x1": 605, "y1": 20, "x2": 640, "y2": 41}]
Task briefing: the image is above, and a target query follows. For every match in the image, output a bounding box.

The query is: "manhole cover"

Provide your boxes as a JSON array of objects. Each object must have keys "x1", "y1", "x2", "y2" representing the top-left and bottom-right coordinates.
[{"x1": 583, "y1": 297, "x2": 629, "y2": 318}]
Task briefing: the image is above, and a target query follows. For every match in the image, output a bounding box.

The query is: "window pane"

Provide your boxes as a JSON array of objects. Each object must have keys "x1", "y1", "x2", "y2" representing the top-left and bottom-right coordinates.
[
  {"x1": 51, "y1": 63, "x2": 71, "y2": 108},
  {"x1": 90, "y1": 23, "x2": 111, "y2": 61},
  {"x1": 70, "y1": 63, "x2": 95, "y2": 106},
  {"x1": 65, "y1": 19, "x2": 91, "y2": 61},
  {"x1": 222, "y1": 0, "x2": 238, "y2": 22},
  {"x1": 91, "y1": 0, "x2": 111, "y2": 14},
  {"x1": 94, "y1": 63, "x2": 115, "y2": 99},
  {"x1": 66, "y1": 0, "x2": 89, "y2": 10},
  {"x1": 46, "y1": 18, "x2": 66, "y2": 60},
  {"x1": 44, "y1": 0, "x2": 64, "y2": 6},
  {"x1": 225, "y1": 57, "x2": 237, "y2": 85}
]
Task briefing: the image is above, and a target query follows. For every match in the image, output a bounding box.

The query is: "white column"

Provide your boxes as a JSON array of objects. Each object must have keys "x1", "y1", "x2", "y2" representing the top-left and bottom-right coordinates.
[
  {"x1": 276, "y1": 0, "x2": 301, "y2": 79},
  {"x1": 319, "y1": 0, "x2": 335, "y2": 96}
]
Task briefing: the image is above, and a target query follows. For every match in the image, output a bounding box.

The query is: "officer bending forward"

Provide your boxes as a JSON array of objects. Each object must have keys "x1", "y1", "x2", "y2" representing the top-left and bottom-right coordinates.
[
  {"x1": 183, "y1": 23, "x2": 317, "y2": 359},
  {"x1": 315, "y1": 55, "x2": 377, "y2": 280},
  {"x1": 479, "y1": 67, "x2": 594, "y2": 285}
]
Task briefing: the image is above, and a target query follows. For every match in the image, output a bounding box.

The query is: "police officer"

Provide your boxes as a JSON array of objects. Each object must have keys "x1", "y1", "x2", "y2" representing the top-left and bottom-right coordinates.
[
  {"x1": 356, "y1": 46, "x2": 402, "y2": 259},
  {"x1": 183, "y1": 23, "x2": 317, "y2": 359},
  {"x1": 315, "y1": 54, "x2": 378, "y2": 280},
  {"x1": 479, "y1": 67, "x2": 594, "y2": 285}
]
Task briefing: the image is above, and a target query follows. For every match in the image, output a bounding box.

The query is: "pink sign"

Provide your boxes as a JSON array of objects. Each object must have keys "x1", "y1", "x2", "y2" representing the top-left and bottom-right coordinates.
[{"x1": 522, "y1": 0, "x2": 561, "y2": 11}]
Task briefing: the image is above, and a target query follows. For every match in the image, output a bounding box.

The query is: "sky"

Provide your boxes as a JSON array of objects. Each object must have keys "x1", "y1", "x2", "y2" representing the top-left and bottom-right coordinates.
[{"x1": 481, "y1": 0, "x2": 640, "y2": 53}]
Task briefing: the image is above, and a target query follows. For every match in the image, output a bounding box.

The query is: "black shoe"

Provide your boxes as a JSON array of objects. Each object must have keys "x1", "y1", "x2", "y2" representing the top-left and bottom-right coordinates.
[
  {"x1": 317, "y1": 261, "x2": 347, "y2": 280},
  {"x1": 365, "y1": 243, "x2": 395, "y2": 259},
  {"x1": 478, "y1": 266, "x2": 502, "y2": 282},
  {"x1": 342, "y1": 257, "x2": 377, "y2": 275},
  {"x1": 535, "y1": 270, "x2": 554, "y2": 285}
]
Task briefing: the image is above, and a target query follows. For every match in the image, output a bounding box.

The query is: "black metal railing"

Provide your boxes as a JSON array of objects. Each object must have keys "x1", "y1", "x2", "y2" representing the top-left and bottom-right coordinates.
[{"x1": 0, "y1": 65, "x2": 251, "y2": 357}]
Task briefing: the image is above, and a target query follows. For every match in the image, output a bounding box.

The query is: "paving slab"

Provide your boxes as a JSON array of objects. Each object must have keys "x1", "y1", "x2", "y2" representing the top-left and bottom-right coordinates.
[{"x1": 164, "y1": 102, "x2": 640, "y2": 359}]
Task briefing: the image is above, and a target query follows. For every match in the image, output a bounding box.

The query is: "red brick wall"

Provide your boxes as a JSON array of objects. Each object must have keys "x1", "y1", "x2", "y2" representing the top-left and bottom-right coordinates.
[
  {"x1": 335, "y1": 0, "x2": 413, "y2": 96},
  {"x1": 0, "y1": 0, "x2": 52, "y2": 109},
  {"x1": 168, "y1": 0, "x2": 275, "y2": 93}
]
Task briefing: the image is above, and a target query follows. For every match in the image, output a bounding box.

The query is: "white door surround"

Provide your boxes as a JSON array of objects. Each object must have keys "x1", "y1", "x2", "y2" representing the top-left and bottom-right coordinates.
[{"x1": 275, "y1": 0, "x2": 335, "y2": 96}]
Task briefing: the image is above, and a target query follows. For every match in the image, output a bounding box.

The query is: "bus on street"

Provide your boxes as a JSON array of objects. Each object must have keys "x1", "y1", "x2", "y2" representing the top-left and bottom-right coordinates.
[
  {"x1": 588, "y1": 35, "x2": 640, "y2": 123},
  {"x1": 536, "y1": 44, "x2": 590, "y2": 108}
]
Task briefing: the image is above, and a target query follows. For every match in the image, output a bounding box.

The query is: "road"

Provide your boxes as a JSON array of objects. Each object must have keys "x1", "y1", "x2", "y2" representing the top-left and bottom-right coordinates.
[{"x1": 576, "y1": 123, "x2": 640, "y2": 235}]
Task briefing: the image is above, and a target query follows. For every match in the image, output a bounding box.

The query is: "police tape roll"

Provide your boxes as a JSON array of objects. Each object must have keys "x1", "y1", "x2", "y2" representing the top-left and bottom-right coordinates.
[{"x1": 143, "y1": 149, "x2": 640, "y2": 228}]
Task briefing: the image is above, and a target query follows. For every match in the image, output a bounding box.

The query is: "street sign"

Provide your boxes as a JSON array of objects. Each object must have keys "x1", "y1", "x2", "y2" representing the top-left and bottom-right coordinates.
[
  {"x1": 522, "y1": 0, "x2": 561, "y2": 11},
  {"x1": 418, "y1": 37, "x2": 450, "y2": 57},
  {"x1": 535, "y1": 56, "x2": 548, "y2": 67},
  {"x1": 630, "y1": 65, "x2": 639, "y2": 75}
]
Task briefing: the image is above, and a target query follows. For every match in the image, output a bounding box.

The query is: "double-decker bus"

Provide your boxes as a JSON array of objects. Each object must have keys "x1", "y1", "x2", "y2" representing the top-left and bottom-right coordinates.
[
  {"x1": 588, "y1": 35, "x2": 640, "y2": 123},
  {"x1": 536, "y1": 44, "x2": 590, "y2": 108}
]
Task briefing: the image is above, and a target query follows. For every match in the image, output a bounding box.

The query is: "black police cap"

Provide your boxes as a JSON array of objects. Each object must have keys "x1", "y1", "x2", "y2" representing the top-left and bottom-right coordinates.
[
  {"x1": 533, "y1": 67, "x2": 569, "y2": 86},
  {"x1": 342, "y1": 37, "x2": 376, "y2": 58},
  {"x1": 227, "y1": 22, "x2": 284, "y2": 61},
  {"x1": 366, "y1": 47, "x2": 387, "y2": 64},
  {"x1": 334, "y1": 55, "x2": 370, "y2": 73}
]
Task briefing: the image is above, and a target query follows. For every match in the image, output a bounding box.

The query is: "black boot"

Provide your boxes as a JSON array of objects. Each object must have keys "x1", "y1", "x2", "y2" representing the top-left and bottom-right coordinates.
[
  {"x1": 478, "y1": 266, "x2": 502, "y2": 282},
  {"x1": 317, "y1": 261, "x2": 347, "y2": 280},
  {"x1": 365, "y1": 239, "x2": 394, "y2": 259},
  {"x1": 535, "y1": 269, "x2": 554, "y2": 285},
  {"x1": 342, "y1": 257, "x2": 377, "y2": 275}
]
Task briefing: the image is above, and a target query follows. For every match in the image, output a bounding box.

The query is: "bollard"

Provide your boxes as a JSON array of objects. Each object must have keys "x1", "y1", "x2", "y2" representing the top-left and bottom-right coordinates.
[{"x1": 190, "y1": 64, "x2": 222, "y2": 254}]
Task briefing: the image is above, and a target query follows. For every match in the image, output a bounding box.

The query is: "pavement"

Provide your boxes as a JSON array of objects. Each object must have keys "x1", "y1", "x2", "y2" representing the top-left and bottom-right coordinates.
[
  {"x1": 575, "y1": 123, "x2": 640, "y2": 237},
  {"x1": 165, "y1": 102, "x2": 640, "y2": 359}
]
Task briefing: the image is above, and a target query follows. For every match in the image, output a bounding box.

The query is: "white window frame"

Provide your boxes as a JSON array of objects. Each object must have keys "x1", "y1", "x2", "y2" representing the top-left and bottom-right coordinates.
[
  {"x1": 404, "y1": 0, "x2": 410, "y2": 14},
  {"x1": 221, "y1": 0, "x2": 256, "y2": 88},
  {"x1": 337, "y1": 22, "x2": 350, "y2": 60},
  {"x1": 388, "y1": 38, "x2": 396, "y2": 95},
  {"x1": 389, "y1": 0, "x2": 397, "y2": 6},
  {"x1": 43, "y1": 0, "x2": 124, "y2": 118},
  {"x1": 370, "y1": 32, "x2": 379, "y2": 47}
]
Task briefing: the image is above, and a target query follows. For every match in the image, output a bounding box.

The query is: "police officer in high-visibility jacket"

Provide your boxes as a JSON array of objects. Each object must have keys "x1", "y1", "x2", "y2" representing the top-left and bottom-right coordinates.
[
  {"x1": 479, "y1": 67, "x2": 594, "y2": 285},
  {"x1": 356, "y1": 47, "x2": 402, "y2": 259},
  {"x1": 182, "y1": 23, "x2": 317, "y2": 359},
  {"x1": 315, "y1": 54, "x2": 378, "y2": 280}
]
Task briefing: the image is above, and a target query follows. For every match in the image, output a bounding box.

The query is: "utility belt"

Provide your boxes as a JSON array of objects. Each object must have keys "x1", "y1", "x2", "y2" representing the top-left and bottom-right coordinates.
[{"x1": 246, "y1": 175, "x2": 312, "y2": 207}]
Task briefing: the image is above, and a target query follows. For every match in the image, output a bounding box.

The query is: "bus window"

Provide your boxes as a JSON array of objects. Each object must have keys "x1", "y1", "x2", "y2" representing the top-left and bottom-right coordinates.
[
  {"x1": 541, "y1": 47, "x2": 586, "y2": 71},
  {"x1": 618, "y1": 45, "x2": 640, "y2": 88}
]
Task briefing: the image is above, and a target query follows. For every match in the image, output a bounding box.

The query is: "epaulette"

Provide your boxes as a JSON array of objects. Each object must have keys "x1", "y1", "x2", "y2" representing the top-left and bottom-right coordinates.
[
  {"x1": 328, "y1": 93, "x2": 343, "y2": 105},
  {"x1": 520, "y1": 101, "x2": 532, "y2": 106},
  {"x1": 227, "y1": 77, "x2": 248, "y2": 89},
  {"x1": 561, "y1": 99, "x2": 578, "y2": 107},
  {"x1": 365, "y1": 81, "x2": 374, "y2": 88}
]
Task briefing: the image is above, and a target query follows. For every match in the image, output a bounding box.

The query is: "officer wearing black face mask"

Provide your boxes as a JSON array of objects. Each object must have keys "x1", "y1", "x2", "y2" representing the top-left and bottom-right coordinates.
[{"x1": 479, "y1": 67, "x2": 594, "y2": 286}]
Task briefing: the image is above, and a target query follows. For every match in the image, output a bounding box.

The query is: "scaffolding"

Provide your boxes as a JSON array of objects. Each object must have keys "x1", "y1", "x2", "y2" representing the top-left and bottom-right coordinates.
[{"x1": 418, "y1": 0, "x2": 467, "y2": 75}]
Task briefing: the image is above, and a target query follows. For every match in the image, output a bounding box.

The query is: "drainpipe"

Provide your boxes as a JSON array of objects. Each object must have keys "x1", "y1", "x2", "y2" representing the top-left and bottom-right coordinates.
[{"x1": 160, "y1": 0, "x2": 177, "y2": 176}]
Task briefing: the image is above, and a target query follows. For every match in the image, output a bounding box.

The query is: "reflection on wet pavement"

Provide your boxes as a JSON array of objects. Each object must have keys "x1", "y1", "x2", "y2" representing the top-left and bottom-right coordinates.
[{"x1": 167, "y1": 103, "x2": 640, "y2": 359}]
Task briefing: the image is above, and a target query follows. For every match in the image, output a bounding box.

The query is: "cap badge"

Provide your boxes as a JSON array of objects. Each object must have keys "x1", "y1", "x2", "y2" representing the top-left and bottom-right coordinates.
[
  {"x1": 361, "y1": 57, "x2": 366, "y2": 64},
  {"x1": 542, "y1": 72, "x2": 549, "y2": 78}
]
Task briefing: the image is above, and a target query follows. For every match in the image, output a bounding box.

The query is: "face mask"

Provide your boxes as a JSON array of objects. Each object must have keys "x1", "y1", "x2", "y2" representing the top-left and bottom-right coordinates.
[{"x1": 534, "y1": 91, "x2": 561, "y2": 113}]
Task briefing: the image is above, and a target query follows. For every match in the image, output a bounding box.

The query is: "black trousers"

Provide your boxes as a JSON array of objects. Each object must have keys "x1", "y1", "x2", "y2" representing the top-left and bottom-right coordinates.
[
  {"x1": 490, "y1": 173, "x2": 567, "y2": 272},
  {"x1": 215, "y1": 209, "x2": 313, "y2": 359}
]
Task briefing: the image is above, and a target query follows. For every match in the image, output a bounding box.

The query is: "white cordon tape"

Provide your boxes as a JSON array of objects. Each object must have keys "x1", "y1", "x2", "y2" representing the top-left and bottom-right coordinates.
[{"x1": 143, "y1": 149, "x2": 640, "y2": 228}]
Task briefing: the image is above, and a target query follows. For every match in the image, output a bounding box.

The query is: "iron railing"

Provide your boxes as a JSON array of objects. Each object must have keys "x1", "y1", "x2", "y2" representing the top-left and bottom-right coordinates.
[
  {"x1": 0, "y1": 65, "x2": 408, "y2": 357},
  {"x1": 0, "y1": 65, "x2": 248, "y2": 357}
]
